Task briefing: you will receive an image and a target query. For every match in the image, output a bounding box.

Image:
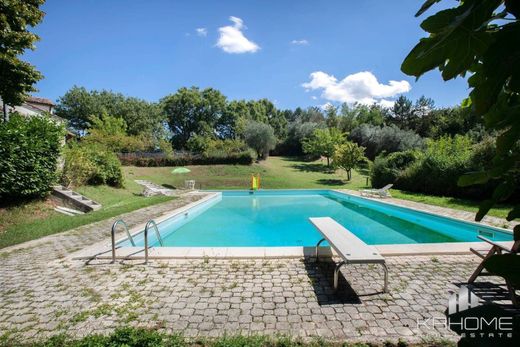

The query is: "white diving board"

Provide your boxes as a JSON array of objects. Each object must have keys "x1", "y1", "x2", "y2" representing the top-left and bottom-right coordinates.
[{"x1": 309, "y1": 217, "x2": 388, "y2": 293}]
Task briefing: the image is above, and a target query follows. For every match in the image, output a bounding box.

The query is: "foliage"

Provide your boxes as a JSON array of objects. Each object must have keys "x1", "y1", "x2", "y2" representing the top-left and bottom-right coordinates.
[
  {"x1": 62, "y1": 142, "x2": 124, "y2": 187},
  {"x1": 82, "y1": 113, "x2": 154, "y2": 153},
  {"x1": 275, "y1": 121, "x2": 323, "y2": 156},
  {"x1": 349, "y1": 124, "x2": 424, "y2": 160},
  {"x1": 302, "y1": 128, "x2": 345, "y2": 166},
  {"x1": 118, "y1": 151, "x2": 254, "y2": 167},
  {"x1": 204, "y1": 138, "x2": 250, "y2": 157},
  {"x1": 370, "y1": 150, "x2": 421, "y2": 189},
  {"x1": 0, "y1": 113, "x2": 64, "y2": 202},
  {"x1": 244, "y1": 121, "x2": 277, "y2": 160},
  {"x1": 0, "y1": 0, "x2": 45, "y2": 120},
  {"x1": 402, "y1": 0, "x2": 520, "y2": 226},
  {"x1": 332, "y1": 141, "x2": 366, "y2": 180},
  {"x1": 397, "y1": 136, "x2": 496, "y2": 198},
  {"x1": 55, "y1": 86, "x2": 164, "y2": 136},
  {"x1": 0, "y1": 325, "x2": 453, "y2": 347},
  {"x1": 161, "y1": 86, "x2": 227, "y2": 149}
]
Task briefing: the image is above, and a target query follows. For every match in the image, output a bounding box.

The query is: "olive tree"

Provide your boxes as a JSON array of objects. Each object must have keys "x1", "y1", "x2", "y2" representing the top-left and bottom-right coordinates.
[{"x1": 244, "y1": 121, "x2": 277, "y2": 160}]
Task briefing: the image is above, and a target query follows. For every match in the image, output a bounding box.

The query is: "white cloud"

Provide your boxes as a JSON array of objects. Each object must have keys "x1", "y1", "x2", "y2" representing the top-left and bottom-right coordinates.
[
  {"x1": 216, "y1": 16, "x2": 260, "y2": 54},
  {"x1": 302, "y1": 71, "x2": 411, "y2": 105},
  {"x1": 291, "y1": 39, "x2": 309, "y2": 45},
  {"x1": 311, "y1": 96, "x2": 317, "y2": 100},
  {"x1": 196, "y1": 28, "x2": 207, "y2": 37}
]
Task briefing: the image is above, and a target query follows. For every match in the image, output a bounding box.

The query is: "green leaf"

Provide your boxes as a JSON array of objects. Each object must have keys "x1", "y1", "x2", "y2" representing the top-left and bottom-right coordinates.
[
  {"x1": 491, "y1": 180, "x2": 515, "y2": 202},
  {"x1": 483, "y1": 254, "x2": 520, "y2": 288},
  {"x1": 415, "y1": 0, "x2": 442, "y2": 17},
  {"x1": 476, "y1": 199, "x2": 495, "y2": 221},
  {"x1": 457, "y1": 171, "x2": 489, "y2": 187},
  {"x1": 507, "y1": 205, "x2": 520, "y2": 222}
]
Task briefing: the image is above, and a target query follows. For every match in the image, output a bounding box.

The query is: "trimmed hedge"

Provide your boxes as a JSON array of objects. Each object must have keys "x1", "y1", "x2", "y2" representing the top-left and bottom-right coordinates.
[
  {"x1": 118, "y1": 151, "x2": 254, "y2": 167},
  {"x1": 0, "y1": 114, "x2": 64, "y2": 202}
]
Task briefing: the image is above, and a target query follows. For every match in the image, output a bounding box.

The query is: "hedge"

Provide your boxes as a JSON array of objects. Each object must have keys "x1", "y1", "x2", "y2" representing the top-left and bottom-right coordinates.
[
  {"x1": 62, "y1": 142, "x2": 124, "y2": 187},
  {"x1": 0, "y1": 114, "x2": 64, "y2": 202},
  {"x1": 118, "y1": 151, "x2": 254, "y2": 167}
]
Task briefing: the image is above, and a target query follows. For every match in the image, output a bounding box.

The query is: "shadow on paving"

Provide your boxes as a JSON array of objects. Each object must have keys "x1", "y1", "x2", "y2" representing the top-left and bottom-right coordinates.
[{"x1": 303, "y1": 258, "x2": 362, "y2": 305}]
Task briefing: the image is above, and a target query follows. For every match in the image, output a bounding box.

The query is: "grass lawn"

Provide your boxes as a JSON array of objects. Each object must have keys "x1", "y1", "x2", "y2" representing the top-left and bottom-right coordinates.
[
  {"x1": 0, "y1": 179, "x2": 172, "y2": 249},
  {"x1": 0, "y1": 156, "x2": 511, "y2": 249}
]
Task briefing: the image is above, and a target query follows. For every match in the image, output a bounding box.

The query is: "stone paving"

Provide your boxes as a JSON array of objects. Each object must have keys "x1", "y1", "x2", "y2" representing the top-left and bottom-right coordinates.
[{"x1": 0, "y1": 193, "x2": 515, "y2": 344}]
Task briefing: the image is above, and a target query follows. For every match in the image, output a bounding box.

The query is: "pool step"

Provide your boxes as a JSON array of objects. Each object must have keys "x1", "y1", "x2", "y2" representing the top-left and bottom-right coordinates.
[{"x1": 51, "y1": 186, "x2": 102, "y2": 213}]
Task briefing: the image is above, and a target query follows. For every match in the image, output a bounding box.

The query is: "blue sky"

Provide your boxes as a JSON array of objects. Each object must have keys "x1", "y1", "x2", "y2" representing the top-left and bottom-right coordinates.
[{"x1": 26, "y1": 0, "x2": 468, "y2": 109}]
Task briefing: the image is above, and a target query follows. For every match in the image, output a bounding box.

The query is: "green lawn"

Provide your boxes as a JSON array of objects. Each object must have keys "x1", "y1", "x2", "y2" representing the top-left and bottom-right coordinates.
[
  {"x1": 0, "y1": 179, "x2": 172, "y2": 249},
  {"x1": 0, "y1": 156, "x2": 510, "y2": 249}
]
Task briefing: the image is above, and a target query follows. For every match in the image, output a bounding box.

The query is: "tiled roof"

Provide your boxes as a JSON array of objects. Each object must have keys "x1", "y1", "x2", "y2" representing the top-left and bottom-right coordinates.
[{"x1": 27, "y1": 96, "x2": 54, "y2": 106}]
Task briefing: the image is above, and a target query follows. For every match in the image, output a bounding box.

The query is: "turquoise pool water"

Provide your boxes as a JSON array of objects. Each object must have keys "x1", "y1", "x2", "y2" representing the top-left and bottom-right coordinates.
[{"x1": 121, "y1": 190, "x2": 513, "y2": 247}]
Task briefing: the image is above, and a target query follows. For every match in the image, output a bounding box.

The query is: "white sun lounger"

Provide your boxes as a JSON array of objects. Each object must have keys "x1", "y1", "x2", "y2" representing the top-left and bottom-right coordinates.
[
  {"x1": 309, "y1": 217, "x2": 388, "y2": 292},
  {"x1": 360, "y1": 184, "x2": 393, "y2": 198},
  {"x1": 134, "y1": 180, "x2": 177, "y2": 197}
]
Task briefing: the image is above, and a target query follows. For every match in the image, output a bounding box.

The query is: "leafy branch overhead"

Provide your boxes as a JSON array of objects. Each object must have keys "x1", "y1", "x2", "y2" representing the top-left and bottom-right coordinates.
[
  {"x1": 0, "y1": 0, "x2": 45, "y2": 119},
  {"x1": 402, "y1": 0, "x2": 520, "y2": 228}
]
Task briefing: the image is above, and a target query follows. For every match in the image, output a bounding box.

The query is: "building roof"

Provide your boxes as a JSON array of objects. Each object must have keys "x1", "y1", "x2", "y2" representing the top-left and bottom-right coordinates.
[{"x1": 27, "y1": 96, "x2": 55, "y2": 106}]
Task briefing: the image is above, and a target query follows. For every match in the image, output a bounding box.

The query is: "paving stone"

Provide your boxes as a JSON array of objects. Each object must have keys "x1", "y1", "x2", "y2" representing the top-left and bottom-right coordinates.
[{"x1": 0, "y1": 192, "x2": 507, "y2": 345}]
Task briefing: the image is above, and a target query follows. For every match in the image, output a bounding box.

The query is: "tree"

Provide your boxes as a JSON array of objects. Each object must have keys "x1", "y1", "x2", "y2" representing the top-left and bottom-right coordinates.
[
  {"x1": 390, "y1": 96, "x2": 414, "y2": 129},
  {"x1": 244, "y1": 121, "x2": 277, "y2": 160},
  {"x1": 160, "y1": 87, "x2": 227, "y2": 149},
  {"x1": 402, "y1": 0, "x2": 520, "y2": 227},
  {"x1": 333, "y1": 142, "x2": 366, "y2": 180},
  {"x1": 325, "y1": 104, "x2": 339, "y2": 128},
  {"x1": 0, "y1": 0, "x2": 45, "y2": 121},
  {"x1": 56, "y1": 86, "x2": 164, "y2": 136},
  {"x1": 302, "y1": 128, "x2": 345, "y2": 166}
]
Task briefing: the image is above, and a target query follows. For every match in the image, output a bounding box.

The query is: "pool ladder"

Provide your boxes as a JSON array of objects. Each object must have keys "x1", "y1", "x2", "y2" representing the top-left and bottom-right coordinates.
[{"x1": 111, "y1": 219, "x2": 164, "y2": 264}]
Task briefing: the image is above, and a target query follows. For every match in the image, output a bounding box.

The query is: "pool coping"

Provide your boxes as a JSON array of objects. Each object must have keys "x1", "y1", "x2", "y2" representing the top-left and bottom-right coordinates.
[{"x1": 72, "y1": 189, "x2": 514, "y2": 260}]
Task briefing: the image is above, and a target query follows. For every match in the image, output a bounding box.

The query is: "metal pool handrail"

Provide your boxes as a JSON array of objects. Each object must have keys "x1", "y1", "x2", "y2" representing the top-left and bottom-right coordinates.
[
  {"x1": 145, "y1": 220, "x2": 164, "y2": 247},
  {"x1": 111, "y1": 219, "x2": 135, "y2": 263}
]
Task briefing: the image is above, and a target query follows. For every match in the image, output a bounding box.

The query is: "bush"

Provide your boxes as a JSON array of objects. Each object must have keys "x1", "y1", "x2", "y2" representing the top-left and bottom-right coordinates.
[
  {"x1": 118, "y1": 151, "x2": 254, "y2": 167},
  {"x1": 370, "y1": 150, "x2": 421, "y2": 188},
  {"x1": 0, "y1": 113, "x2": 64, "y2": 202},
  {"x1": 244, "y1": 121, "x2": 277, "y2": 160},
  {"x1": 350, "y1": 124, "x2": 424, "y2": 160},
  {"x1": 62, "y1": 143, "x2": 124, "y2": 187}
]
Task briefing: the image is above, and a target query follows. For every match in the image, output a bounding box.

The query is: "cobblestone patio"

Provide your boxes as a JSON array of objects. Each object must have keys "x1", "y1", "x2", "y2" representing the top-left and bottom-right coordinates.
[{"x1": 0, "y1": 193, "x2": 513, "y2": 344}]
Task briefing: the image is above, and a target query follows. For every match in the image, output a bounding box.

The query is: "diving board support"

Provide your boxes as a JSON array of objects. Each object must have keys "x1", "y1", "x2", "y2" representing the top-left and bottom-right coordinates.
[{"x1": 310, "y1": 217, "x2": 389, "y2": 293}]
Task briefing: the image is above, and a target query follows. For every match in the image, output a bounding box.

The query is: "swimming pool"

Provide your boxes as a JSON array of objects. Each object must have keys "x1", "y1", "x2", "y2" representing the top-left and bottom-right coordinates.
[{"x1": 118, "y1": 190, "x2": 513, "y2": 248}]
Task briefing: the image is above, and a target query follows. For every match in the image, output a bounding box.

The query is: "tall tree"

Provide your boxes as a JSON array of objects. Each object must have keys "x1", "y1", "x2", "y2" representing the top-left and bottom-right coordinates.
[
  {"x1": 56, "y1": 86, "x2": 163, "y2": 136},
  {"x1": 402, "y1": 0, "x2": 520, "y2": 226},
  {"x1": 0, "y1": 0, "x2": 45, "y2": 121},
  {"x1": 161, "y1": 87, "x2": 227, "y2": 149},
  {"x1": 390, "y1": 96, "x2": 414, "y2": 129}
]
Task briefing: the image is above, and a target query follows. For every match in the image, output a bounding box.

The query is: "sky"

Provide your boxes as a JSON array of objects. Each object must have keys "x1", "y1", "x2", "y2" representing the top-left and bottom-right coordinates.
[{"x1": 25, "y1": 0, "x2": 469, "y2": 109}]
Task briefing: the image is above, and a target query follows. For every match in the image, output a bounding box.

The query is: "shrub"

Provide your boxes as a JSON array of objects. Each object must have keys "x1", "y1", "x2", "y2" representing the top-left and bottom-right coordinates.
[
  {"x1": 62, "y1": 142, "x2": 124, "y2": 187},
  {"x1": 370, "y1": 150, "x2": 421, "y2": 188},
  {"x1": 302, "y1": 127, "x2": 345, "y2": 166},
  {"x1": 0, "y1": 113, "x2": 64, "y2": 202},
  {"x1": 203, "y1": 138, "x2": 249, "y2": 157},
  {"x1": 117, "y1": 151, "x2": 254, "y2": 167},
  {"x1": 350, "y1": 124, "x2": 424, "y2": 160},
  {"x1": 244, "y1": 121, "x2": 277, "y2": 160}
]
